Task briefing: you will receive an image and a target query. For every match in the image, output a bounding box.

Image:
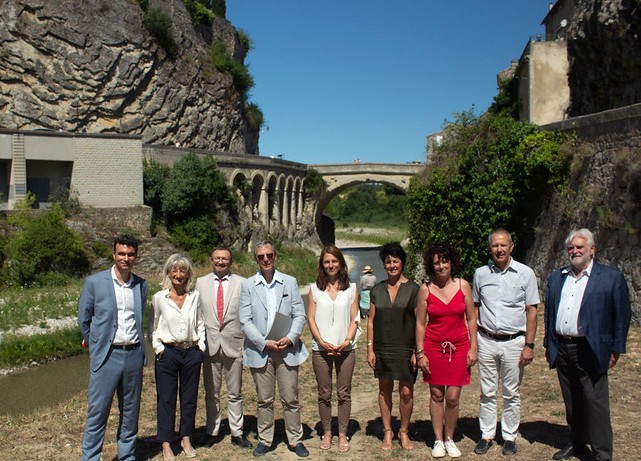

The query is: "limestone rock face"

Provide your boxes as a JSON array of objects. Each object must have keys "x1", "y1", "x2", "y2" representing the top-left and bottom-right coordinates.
[
  {"x1": 567, "y1": 0, "x2": 641, "y2": 116},
  {"x1": 0, "y1": 0, "x2": 258, "y2": 154}
]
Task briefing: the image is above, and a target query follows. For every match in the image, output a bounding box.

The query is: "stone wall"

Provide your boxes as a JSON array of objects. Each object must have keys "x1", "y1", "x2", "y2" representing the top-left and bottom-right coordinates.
[{"x1": 529, "y1": 103, "x2": 641, "y2": 324}]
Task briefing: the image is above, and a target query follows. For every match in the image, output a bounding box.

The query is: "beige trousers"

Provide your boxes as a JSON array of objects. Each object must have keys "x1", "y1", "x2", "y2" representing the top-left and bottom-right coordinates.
[
  {"x1": 202, "y1": 350, "x2": 245, "y2": 436},
  {"x1": 250, "y1": 352, "x2": 303, "y2": 446}
]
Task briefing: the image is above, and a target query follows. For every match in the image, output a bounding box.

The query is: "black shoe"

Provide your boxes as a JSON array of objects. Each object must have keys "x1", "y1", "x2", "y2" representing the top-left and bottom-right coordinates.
[
  {"x1": 292, "y1": 442, "x2": 309, "y2": 458},
  {"x1": 553, "y1": 444, "x2": 575, "y2": 460},
  {"x1": 252, "y1": 442, "x2": 269, "y2": 457},
  {"x1": 502, "y1": 440, "x2": 517, "y2": 455},
  {"x1": 474, "y1": 439, "x2": 493, "y2": 455},
  {"x1": 231, "y1": 435, "x2": 253, "y2": 448}
]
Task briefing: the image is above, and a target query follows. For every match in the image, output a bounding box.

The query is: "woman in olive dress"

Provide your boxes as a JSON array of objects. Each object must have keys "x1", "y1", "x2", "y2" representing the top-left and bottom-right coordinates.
[{"x1": 366, "y1": 242, "x2": 420, "y2": 450}]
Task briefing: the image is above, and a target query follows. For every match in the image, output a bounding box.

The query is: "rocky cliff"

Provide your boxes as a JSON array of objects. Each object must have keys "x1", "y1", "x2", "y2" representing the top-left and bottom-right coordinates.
[
  {"x1": 0, "y1": 0, "x2": 258, "y2": 154},
  {"x1": 567, "y1": 0, "x2": 641, "y2": 116}
]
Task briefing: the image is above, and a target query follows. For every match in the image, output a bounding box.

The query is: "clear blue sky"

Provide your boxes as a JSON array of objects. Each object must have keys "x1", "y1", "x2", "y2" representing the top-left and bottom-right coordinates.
[{"x1": 226, "y1": 1, "x2": 551, "y2": 165}]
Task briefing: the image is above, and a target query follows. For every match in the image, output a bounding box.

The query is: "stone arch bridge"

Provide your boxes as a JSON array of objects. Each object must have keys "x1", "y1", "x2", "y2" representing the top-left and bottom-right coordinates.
[{"x1": 146, "y1": 146, "x2": 424, "y2": 236}]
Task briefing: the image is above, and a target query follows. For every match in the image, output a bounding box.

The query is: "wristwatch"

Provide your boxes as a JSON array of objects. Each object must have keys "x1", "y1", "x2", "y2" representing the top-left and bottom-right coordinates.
[{"x1": 524, "y1": 342, "x2": 535, "y2": 349}]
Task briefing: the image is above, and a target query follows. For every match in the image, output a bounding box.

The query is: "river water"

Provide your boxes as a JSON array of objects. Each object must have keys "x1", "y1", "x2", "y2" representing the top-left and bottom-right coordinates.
[{"x1": 0, "y1": 247, "x2": 383, "y2": 416}]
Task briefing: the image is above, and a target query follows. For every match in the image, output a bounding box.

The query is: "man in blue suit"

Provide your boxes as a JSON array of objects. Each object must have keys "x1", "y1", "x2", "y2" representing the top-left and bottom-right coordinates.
[
  {"x1": 78, "y1": 235, "x2": 148, "y2": 461},
  {"x1": 239, "y1": 240, "x2": 309, "y2": 458},
  {"x1": 544, "y1": 228, "x2": 631, "y2": 461}
]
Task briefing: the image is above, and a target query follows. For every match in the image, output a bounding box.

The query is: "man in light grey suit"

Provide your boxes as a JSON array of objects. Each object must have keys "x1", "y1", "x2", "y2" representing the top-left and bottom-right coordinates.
[
  {"x1": 239, "y1": 240, "x2": 309, "y2": 458},
  {"x1": 78, "y1": 235, "x2": 148, "y2": 461},
  {"x1": 196, "y1": 246, "x2": 252, "y2": 448}
]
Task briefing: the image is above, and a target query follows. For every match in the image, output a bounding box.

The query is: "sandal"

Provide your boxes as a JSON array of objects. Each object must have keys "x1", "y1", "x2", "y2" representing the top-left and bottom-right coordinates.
[
  {"x1": 338, "y1": 435, "x2": 350, "y2": 453},
  {"x1": 382, "y1": 428, "x2": 393, "y2": 450},
  {"x1": 319, "y1": 433, "x2": 332, "y2": 450},
  {"x1": 398, "y1": 429, "x2": 414, "y2": 450}
]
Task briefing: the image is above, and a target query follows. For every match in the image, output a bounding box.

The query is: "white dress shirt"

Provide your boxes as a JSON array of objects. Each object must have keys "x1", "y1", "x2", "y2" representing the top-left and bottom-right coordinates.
[
  {"x1": 151, "y1": 288, "x2": 205, "y2": 354},
  {"x1": 556, "y1": 261, "x2": 593, "y2": 337},
  {"x1": 111, "y1": 266, "x2": 139, "y2": 345}
]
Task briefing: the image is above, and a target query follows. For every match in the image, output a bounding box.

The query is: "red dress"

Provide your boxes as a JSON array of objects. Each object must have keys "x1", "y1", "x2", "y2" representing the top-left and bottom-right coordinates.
[{"x1": 422, "y1": 283, "x2": 471, "y2": 386}]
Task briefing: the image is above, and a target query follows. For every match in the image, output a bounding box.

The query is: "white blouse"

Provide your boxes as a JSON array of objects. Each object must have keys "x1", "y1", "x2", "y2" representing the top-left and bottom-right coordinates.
[
  {"x1": 310, "y1": 282, "x2": 359, "y2": 352},
  {"x1": 151, "y1": 288, "x2": 206, "y2": 355}
]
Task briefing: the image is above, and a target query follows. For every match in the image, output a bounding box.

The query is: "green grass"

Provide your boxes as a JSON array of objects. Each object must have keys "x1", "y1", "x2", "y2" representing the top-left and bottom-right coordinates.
[
  {"x1": 0, "y1": 280, "x2": 84, "y2": 331},
  {"x1": 0, "y1": 328, "x2": 85, "y2": 367}
]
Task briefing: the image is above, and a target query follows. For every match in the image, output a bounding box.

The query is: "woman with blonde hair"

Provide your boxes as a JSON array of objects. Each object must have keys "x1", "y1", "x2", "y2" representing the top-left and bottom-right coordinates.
[
  {"x1": 308, "y1": 244, "x2": 360, "y2": 453},
  {"x1": 152, "y1": 253, "x2": 205, "y2": 460}
]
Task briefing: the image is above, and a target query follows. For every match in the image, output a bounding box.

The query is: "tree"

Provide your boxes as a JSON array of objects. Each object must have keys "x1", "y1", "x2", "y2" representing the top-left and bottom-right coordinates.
[
  {"x1": 407, "y1": 110, "x2": 572, "y2": 279},
  {"x1": 160, "y1": 153, "x2": 237, "y2": 260}
]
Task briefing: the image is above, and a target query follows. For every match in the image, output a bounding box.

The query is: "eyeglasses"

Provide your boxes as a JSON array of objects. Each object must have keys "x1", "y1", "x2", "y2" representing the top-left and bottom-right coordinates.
[{"x1": 257, "y1": 253, "x2": 274, "y2": 261}]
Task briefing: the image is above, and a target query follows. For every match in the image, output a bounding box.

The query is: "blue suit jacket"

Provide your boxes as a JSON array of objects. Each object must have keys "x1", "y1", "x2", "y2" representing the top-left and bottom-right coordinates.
[
  {"x1": 77, "y1": 268, "x2": 148, "y2": 371},
  {"x1": 238, "y1": 269, "x2": 308, "y2": 368},
  {"x1": 544, "y1": 262, "x2": 631, "y2": 374}
]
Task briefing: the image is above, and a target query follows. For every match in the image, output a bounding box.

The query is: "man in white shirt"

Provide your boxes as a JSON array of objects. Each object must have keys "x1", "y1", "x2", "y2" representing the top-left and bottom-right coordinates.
[
  {"x1": 472, "y1": 228, "x2": 539, "y2": 456},
  {"x1": 196, "y1": 246, "x2": 252, "y2": 448},
  {"x1": 77, "y1": 235, "x2": 148, "y2": 461},
  {"x1": 544, "y1": 229, "x2": 631, "y2": 461},
  {"x1": 238, "y1": 240, "x2": 309, "y2": 458}
]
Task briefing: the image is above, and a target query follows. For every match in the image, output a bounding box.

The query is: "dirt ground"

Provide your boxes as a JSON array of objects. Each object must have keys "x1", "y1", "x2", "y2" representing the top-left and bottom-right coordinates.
[{"x1": 1, "y1": 313, "x2": 639, "y2": 461}]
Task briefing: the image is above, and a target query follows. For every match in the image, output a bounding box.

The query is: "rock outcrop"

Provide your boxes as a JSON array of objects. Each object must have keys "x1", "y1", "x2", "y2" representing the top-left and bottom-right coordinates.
[{"x1": 0, "y1": 0, "x2": 258, "y2": 154}]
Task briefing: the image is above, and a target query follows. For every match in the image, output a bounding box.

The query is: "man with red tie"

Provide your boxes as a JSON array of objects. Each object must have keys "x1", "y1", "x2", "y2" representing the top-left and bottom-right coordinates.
[{"x1": 196, "y1": 246, "x2": 252, "y2": 449}]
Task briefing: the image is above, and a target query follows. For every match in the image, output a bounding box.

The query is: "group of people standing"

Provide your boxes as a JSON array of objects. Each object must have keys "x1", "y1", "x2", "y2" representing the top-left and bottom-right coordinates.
[{"x1": 77, "y1": 226, "x2": 631, "y2": 461}]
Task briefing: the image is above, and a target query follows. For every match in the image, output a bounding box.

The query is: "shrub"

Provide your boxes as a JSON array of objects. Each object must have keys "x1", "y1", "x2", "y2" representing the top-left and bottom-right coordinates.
[
  {"x1": 91, "y1": 240, "x2": 112, "y2": 259},
  {"x1": 143, "y1": 7, "x2": 177, "y2": 56},
  {"x1": 245, "y1": 102, "x2": 264, "y2": 130},
  {"x1": 237, "y1": 29, "x2": 253, "y2": 53},
  {"x1": 211, "y1": 0, "x2": 226, "y2": 17},
  {"x1": 210, "y1": 40, "x2": 254, "y2": 93},
  {"x1": 1, "y1": 204, "x2": 90, "y2": 287},
  {"x1": 407, "y1": 110, "x2": 571, "y2": 279},
  {"x1": 161, "y1": 153, "x2": 238, "y2": 260},
  {"x1": 184, "y1": 0, "x2": 215, "y2": 26},
  {"x1": 304, "y1": 168, "x2": 326, "y2": 197}
]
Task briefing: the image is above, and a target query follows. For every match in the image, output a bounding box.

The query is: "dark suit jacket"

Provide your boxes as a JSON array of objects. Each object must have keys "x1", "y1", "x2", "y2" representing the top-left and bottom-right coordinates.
[
  {"x1": 544, "y1": 262, "x2": 631, "y2": 374},
  {"x1": 77, "y1": 268, "x2": 148, "y2": 371}
]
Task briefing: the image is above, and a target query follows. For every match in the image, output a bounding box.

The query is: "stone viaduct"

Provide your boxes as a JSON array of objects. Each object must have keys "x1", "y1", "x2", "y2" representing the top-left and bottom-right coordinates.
[{"x1": 0, "y1": 129, "x2": 425, "y2": 238}]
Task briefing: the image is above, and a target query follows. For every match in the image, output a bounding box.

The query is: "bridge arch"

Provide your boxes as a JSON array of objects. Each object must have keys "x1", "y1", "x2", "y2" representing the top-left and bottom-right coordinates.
[{"x1": 310, "y1": 163, "x2": 425, "y2": 229}]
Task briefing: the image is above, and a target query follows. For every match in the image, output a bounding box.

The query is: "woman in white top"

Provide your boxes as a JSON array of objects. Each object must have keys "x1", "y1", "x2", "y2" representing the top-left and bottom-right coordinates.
[
  {"x1": 307, "y1": 244, "x2": 360, "y2": 453},
  {"x1": 152, "y1": 253, "x2": 205, "y2": 461}
]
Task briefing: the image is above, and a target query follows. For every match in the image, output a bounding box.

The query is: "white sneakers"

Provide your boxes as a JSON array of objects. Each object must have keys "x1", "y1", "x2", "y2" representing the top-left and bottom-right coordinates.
[
  {"x1": 444, "y1": 439, "x2": 461, "y2": 458},
  {"x1": 432, "y1": 440, "x2": 446, "y2": 458},
  {"x1": 432, "y1": 439, "x2": 461, "y2": 458}
]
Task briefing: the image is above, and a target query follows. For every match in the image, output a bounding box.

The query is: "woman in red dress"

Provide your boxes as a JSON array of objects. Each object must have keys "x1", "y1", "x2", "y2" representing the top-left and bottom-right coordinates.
[{"x1": 415, "y1": 243, "x2": 477, "y2": 458}]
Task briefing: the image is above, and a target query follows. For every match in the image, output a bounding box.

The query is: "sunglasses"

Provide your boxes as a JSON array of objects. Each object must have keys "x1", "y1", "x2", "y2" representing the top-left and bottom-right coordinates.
[{"x1": 257, "y1": 253, "x2": 274, "y2": 261}]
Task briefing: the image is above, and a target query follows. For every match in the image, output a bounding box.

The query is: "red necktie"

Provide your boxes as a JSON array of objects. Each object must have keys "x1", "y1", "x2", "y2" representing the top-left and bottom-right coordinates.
[{"x1": 216, "y1": 279, "x2": 224, "y2": 324}]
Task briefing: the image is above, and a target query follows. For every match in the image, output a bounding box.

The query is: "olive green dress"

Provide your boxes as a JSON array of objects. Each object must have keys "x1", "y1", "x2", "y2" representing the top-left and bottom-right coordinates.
[{"x1": 370, "y1": 280, "x2": 420, "y2": 382}]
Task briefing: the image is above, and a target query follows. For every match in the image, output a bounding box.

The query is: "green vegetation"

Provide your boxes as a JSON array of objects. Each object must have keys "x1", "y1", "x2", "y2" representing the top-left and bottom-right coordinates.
[
  {"x1": 326, "y1": 183, "x2": 408, "y2": 229},
  {"x1": 0, "y1": 280, "x2": 83, "y2": 331},
  {"x1": 245, "y1": 102, "x2": 264, "y2": 130},
  {"x1": 143, "y1": 7, "x2": 177, "y2": 56},
  {"x1": 407, "y1": 110, "x2": 573, "y2": 279},
  {"x1": 0, "y1": 198, "x2": 90, "y2": 287},
  {"x1": 0, "y1": 246, "x2": 317, "y2": 368},
  {"x1": 144, "y1": 153, "x2": 237, "y2": 261},
  {"x1": 209, "y1": 40, "x2": 254, "y2": 93},
  {"x1": 184, "y1": 0, "x2": 215, "y2": 26},
  {"x1": 237, "y1": 29, "x2": 253, "y2": 54},
  {"x1": 0, "y1": 328, "x2": 84, "y2": 367},
  {"x1": 304, "y1": 168, "x2": 326, "y2": 196},
  {"x1": 334, "y1": 227, "x2": 407, "y2": 246}
]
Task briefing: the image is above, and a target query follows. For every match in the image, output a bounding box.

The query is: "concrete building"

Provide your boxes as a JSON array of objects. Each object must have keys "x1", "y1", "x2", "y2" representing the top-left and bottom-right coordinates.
[
  {"x1": 0, "y1": 130, "x2": 143, "y2": 210},
  {"x1": 498, "y1": 0, "x2": 573, "y2": 125}
]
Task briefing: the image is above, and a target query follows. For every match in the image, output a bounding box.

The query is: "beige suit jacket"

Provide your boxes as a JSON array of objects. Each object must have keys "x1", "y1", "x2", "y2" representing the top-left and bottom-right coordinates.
[{"x1": 196, "y1": 272, "x2": 245, "y2": 359}]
